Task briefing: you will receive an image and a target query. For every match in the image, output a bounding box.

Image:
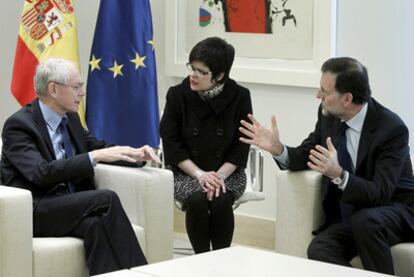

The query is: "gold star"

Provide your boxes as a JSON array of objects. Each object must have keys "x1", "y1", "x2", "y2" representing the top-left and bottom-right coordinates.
[
  {"x1": 130, "y1": 52, "x2": 146, "y2": 70},
  {"x1": 147, "y1": 39, "x2": 154, "y2": 51},
  {"x1": 89, "y1": 55, "x2": 101, "y2": 71},
  {"x1": 108, "y1": 61, "x2": 124, "y2": 78}
]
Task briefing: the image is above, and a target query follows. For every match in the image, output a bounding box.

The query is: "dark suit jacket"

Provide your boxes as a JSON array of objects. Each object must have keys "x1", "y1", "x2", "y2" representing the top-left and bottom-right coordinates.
[
  {"x1": 160, "y1": 77, "x2": 252, "y2": 171},
  {"x1": 0, "y1": 99, "x2": 107, "y2": 203},
  {"x1": 281, "y1": 98, "x2": 414, "y2": 229}
]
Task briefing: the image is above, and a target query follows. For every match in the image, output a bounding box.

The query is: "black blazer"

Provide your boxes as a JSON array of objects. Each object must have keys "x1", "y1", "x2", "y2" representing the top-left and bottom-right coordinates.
[
  {"x1": 160, "y1": 77, "x2": 252, "y2": 171},
  {"x1": 282, "y1": 98, "x2": 414, "y2": 228},
  {"x1": 0, "y1": 99, "x2": 107, "y2": 201}
]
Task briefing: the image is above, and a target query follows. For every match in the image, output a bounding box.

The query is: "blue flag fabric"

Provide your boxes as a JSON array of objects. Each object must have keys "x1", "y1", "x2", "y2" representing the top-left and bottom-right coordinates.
[{"x1": 86, "y1": 0, "x2": 159, "y2": 148}]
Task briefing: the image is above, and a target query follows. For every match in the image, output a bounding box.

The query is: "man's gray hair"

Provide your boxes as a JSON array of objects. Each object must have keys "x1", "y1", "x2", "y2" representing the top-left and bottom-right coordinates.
[{"x1": 34, "y1": 58, "x2": 76, "y2": 97}]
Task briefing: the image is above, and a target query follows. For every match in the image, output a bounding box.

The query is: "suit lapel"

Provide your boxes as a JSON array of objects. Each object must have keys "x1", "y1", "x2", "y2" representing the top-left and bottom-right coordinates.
[
  {"x1": 32, "y1": 99, "x2": 56, "y2": 158},
  {"x1": 355, "y1": 99, "x2": 377, "y2": 171},
  {"x1": 66, "y1": 113, "x2": 87, "y2": 154}
]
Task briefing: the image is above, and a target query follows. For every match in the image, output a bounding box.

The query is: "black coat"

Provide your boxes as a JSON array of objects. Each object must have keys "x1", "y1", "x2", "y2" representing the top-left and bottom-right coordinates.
[
  {"x1": 0, "y1": 99, "x2": 107, "y2": 201},
  {"x1": 160, "y1": 77, "x2": 252, "y2": 171},
  {"x1": 283, "y1": 98, "x2": 414, "y2": 229}
]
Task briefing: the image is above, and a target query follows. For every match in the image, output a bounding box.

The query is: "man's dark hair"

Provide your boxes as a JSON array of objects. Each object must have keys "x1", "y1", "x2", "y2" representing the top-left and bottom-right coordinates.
[
  {"x1": 189, "y1": 37, "x2": 235, "y2": 83},
  {"x1": 321, "y1": 57, "x2": 371, "y2": 104}
]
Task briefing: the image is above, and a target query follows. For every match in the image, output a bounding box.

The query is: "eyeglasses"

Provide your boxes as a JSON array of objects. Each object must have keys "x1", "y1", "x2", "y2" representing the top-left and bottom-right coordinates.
[
  {"x1": 318, "y1": 87, "x2": 337, "y2": 96},
  {"x1": 186, "y1": 63, "x2": 211, "y2": 77},
  {"x1": 53, "y1": 81, "x2": 84, "y2": 92}
]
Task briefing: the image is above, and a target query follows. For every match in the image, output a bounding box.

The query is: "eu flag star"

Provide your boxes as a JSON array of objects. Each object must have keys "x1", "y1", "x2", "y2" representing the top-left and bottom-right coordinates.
[
  {"x1": 89, "y1": 55, "x2": 101, "y2": 71},
  {"x1": 147, "y1": 39, "x2": 154, "y2": 51},
  {"x1": 109, "y1": 61, "x2": 124, "y2": 78},
  {"x1": 130, "y1": 52, "x2": 146, "y2": 70}
]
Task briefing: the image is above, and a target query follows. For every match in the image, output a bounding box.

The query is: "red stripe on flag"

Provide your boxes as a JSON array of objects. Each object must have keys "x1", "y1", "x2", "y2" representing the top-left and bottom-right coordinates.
[
  {"x1": 22, "y1": 9, "x2": 37, "y2": 25},
  {"x1": 23, "y1": 11, "x2": 36, "y2": 23},
  {"x1": 23, "y1": 16, "x2": 37, "y2": 27},
  {"x1": 11, "y1": 36, "x2": 39, "y2": 106}
]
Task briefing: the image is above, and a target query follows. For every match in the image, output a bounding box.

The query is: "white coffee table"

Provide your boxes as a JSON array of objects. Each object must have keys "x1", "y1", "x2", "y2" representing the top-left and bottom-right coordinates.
[{"x1": 131, "y1": 246, "x2": 393, "y2": 277}]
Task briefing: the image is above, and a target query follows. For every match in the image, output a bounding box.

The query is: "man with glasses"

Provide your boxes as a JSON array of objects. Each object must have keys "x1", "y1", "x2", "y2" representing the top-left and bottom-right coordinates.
[
  {"x1": 0, "y1": 58, "x2": 160, "y2": 275},
  {"x1": 239, "y1": 57, "x2": 414, "y2": 275}
]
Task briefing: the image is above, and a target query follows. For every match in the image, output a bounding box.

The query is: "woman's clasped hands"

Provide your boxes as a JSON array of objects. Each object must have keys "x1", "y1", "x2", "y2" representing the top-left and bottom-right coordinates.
[{"x1": 197, "y1": 171, "x2": 226, "y2": 201}]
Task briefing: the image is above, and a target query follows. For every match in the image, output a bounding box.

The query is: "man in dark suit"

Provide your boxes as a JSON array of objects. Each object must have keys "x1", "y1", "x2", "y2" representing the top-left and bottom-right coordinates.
[
  {"x1": 239, "y1": 57, "x2": 414, "y2": 275},
  {"x1": 0, "y1": 58, "x2": 160, "y2": 275}
]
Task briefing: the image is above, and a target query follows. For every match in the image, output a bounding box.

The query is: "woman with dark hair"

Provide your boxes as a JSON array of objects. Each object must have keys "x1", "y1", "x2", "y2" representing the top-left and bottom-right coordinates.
[{"x1": 160, "y1": 37, "x2": 252, "y2": 253}]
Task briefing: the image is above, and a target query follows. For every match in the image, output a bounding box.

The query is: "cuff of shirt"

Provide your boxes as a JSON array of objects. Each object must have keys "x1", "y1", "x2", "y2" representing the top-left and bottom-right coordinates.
[
  {"x1": 338, "y1": 170, "x2": 349, "y2": 190},
  {"x1": 88, "y1": 152, "x2": 97, "y2": 167},
  {"x1": 272, "y1": 145, "x2": 289, "y2": 169}
]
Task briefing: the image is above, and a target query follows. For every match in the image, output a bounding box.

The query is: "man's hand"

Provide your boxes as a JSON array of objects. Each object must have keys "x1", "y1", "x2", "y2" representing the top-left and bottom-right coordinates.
[
  {"x1": 91, "y1": 145, "x2": 161, "y2": 164},
  {"x1": 239, "y1": 114, "x2": 284, "y2": 156},
  {"x1": 130, "y1": 145, "x2": 161, "y2": 164},
  {"x1": 307, "y1": 137, "x2": 343, "y2": 179}
]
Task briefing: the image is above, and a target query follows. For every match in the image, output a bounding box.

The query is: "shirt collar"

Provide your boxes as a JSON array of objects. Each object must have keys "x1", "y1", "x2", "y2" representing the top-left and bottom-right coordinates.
[
  {"x1": 345, "y1": 102, "x2": 368, "y2": 133},
  {"x1": 38, "y1": 100, "x2": 65, "y2": 131}
]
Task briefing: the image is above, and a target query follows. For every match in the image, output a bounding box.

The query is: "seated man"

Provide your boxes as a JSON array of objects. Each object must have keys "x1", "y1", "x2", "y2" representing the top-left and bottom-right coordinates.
[
  {"x1": 239, "y1": 57, "x2": 414, "y2": 275},
  {"x1": 0, "y1": 58, "x2": 160, "y2": 275}
]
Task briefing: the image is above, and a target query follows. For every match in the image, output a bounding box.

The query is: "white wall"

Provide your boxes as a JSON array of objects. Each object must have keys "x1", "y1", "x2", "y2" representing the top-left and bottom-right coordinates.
[
  {"x1": 1, "y1": 0, "x2": 414, "y2": 220},
  {"x1": 0, "y1": 2, "x2": 21, "y2": 126}
]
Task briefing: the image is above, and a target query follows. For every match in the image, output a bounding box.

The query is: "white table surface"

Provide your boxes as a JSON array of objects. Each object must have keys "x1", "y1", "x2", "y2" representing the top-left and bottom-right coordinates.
[{"x1": 131, "y1": 246, "x2": 393, "y2": 277}]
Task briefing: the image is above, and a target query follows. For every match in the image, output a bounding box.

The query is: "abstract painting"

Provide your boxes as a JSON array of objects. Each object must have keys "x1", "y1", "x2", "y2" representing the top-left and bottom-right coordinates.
[
  {"x1": 165, "y1": 0, "x2": 336, "y2": 87},
  {"x1": 186, "y1": 0, "x2": 312, "y2": 60}
]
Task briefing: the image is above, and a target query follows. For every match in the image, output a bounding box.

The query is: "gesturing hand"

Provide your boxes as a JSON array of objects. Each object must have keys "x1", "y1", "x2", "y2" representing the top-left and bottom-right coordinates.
[
  {"x1": 307, "y1": 137, "x2": 343, "y2": 179},
  {"x1": 239, "y1": 114, "x2": 284, "y2": 156}
]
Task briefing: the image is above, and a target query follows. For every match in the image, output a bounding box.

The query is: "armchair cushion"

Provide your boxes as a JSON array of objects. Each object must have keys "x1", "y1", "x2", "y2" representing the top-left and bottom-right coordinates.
[
  {"x1": 275, "y1": 170, "x2": 323, "y2": 258},
  {"x1": 0, "y1": 185, "x2": 32, "y2": 277},
  {"x1": 33, "y1": 237, "x2": 87, "y2": 277},
  {"x1": 275, "y1": 169, "x2": 414, "y2": 277},
  {"x1": 32, "y1": 226, "x2": 144, "y2": 277},
  {"x1": 0, "y1": 164, "x2": 173, "y2": 277},
  {"x1": 94, "y1": 164, "x2": 174, "y2": 263}
]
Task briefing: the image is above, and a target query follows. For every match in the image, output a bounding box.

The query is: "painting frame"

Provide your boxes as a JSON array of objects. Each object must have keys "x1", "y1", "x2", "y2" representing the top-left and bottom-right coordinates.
[{"x1": 165, "y1": 0, "x2": 337, "y2": 88}]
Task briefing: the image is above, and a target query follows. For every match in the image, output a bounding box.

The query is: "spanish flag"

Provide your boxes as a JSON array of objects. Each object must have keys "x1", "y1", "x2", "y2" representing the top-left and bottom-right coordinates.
[{"x1": 11, "y1": 0, "x2": 86, "y2": 126}]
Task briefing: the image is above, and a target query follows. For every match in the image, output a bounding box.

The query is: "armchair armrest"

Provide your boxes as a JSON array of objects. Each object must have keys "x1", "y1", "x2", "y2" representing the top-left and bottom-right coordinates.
[
  {"x1": 93, "y1": 164, "x2": 174, "y2": 263},
  {"x1": 0, "y1": 185, "x2": 33, "y2": 277},
  {"x1": 275, "y1": 170, "x2": 324, "y2": 258}
]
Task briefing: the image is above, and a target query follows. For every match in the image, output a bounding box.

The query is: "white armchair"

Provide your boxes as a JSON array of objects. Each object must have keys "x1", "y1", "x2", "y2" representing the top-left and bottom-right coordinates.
[
  {"x1": 0, "y1": 164, "x2": 174, "y2": 277},
  {"x1": 275, "y1": 169, "x2": 414, "y2": 277}
]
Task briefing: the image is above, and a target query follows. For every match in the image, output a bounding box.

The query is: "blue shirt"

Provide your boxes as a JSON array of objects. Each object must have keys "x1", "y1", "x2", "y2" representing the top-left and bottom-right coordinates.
[
  {"x1": 38, "y1": 100, "x2": 71, "y2": 159},
  {"x1": 38, "y1": 100, "x2": 95, "y2": 165}
]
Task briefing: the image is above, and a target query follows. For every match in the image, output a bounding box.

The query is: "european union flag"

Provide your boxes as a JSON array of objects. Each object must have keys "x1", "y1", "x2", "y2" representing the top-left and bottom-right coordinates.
[{"x1": 86, "y1": 0, "x2": 159, "y2": 148}]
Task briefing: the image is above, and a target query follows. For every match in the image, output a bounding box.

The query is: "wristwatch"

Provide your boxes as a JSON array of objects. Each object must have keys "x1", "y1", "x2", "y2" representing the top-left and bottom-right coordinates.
[{"x1": 332, "y1": 170, "x2": 345, "y2": 185}]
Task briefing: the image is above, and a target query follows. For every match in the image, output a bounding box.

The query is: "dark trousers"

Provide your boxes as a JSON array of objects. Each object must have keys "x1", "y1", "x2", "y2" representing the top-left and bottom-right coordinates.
[
  {"x1": 307, "y1": 204, "x2": 414, "y2": 275},
  {"x1": 33, "y1": 189, "x2": 147, "y2": 275},
  {"x1": 185, "y1": 191, "x2": 235, "y2": 254}
]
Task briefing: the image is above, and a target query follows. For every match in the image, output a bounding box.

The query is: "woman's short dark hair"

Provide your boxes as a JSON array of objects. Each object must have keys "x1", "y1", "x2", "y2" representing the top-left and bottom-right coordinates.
[
  {"x1": 189, "y1": 37, "x2": 235, "y2": 83},
  {"x1": 321, "y1": 57, "x2": 371, "y2": 104}
]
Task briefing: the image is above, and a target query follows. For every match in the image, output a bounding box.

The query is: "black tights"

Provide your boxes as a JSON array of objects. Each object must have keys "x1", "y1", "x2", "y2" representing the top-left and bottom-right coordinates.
[{"x1": 185, "y1": 191, "x2": 235, "y2": 253}]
